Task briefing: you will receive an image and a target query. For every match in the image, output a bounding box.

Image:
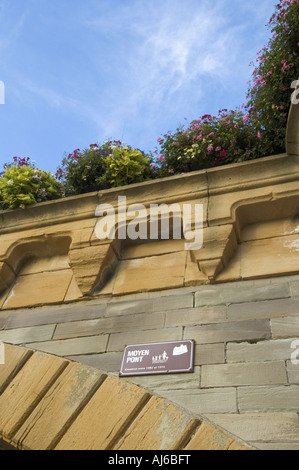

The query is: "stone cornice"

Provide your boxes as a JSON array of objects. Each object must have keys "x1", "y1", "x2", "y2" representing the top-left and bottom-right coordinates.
[{"x1": 0, "y1": 152, "x2": 298, "y2": 235}]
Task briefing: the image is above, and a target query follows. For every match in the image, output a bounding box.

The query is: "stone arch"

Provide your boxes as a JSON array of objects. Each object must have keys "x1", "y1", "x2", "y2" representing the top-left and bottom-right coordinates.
[
  {"x1": 0, "y1": 235, "x2": 82, "y2": 309},
  {"x1": 0, "y1": 343, "x2": 252, "y2": 450},
  {"x1": 0, "y1": 234, "x2": 72, "y2": 290}
]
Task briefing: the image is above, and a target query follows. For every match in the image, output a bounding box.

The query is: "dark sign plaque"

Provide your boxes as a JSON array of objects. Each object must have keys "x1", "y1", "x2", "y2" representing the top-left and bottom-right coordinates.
[{"x1": 119, "y1": 340, "x2": 195, "y2": 377}]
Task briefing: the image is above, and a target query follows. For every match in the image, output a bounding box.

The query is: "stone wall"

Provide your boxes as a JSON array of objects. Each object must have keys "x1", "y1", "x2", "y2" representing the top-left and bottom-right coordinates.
[
  {"x1": 0, "y1": 98, "x2": 298, "y2": 450},
  {"x1": 0, "y1": 343, "x2": 252, "y2": 450},
  {"x1": 1, "y1": 275, "x2": 299, "y2": 449}
]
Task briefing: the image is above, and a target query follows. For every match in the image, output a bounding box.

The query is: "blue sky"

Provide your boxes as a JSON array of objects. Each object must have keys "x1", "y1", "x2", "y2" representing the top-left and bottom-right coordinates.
[{"x1": 0, "y1": 0, "x2": 277, "y2": 175}]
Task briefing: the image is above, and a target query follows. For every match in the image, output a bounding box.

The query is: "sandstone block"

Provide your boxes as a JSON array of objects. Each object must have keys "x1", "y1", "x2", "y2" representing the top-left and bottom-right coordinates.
[
  {"x1": 12, "y1": 362, "x2": 105, "y2": 450},
  {"x1": 205, "y1": 413, "x2": 299, "y2": 443},
  {"x1": 114, "y1": 396, "x2": 199, "y2": 450},
  {"x1": 238, "y1": 385, "x2": 299, "y2": 412},
  {"x1": 0, "y1": 324, "x2": 55, "y2": 344},
  {"x1": 67, "y1": 352, "x2": 123, "y2": 373},
  {"x1": 271, "y1": 315, "x2": 299, "y2": 338},
  {"x1": 0, "y1": 351, "x2": 68, "y2": 440},
  {"x1": 201, "y1": 362, "x2": 287, "y2": 388},
  {"x1": 2, "y1": 270, "x2": 73, "y2": 309},
  {"x1": 27, "y1": 335, "x2": 109, "y2": 357},
  {"x1": 0, "y1": 343, "x2": 32, "y2": 394},
  {"x1": 184, "y1": 319, "x2": 270, "y2": 344},
  {"x1": 194, "y1": 343, "x2": 225, "y2": 365},
  {"x1": 69, "y1": 243, "x2": 117, "y2": 295},
  {"x1": 227, "y1": 339, "x2": 296, "y2": 363},
  {"x1": 4, "y1": 301, "x2": 107, "y2": 330},
  {"x1": 159, "y1": 388, "x2": 237, "y2": 414},
  {"x1": 53, "y1": 312, "x2": 165, "y2": 340},
  {"x1": 228, "y1": 298, "x2": 299, "y2": 321},
  {"x1": 287, "y1": 360, "x2": 299, "y2": 384},
  {"x1": 55, "y1": 375, "x2": 150, "y2": 450},
  {"x1": 106, "y1": 293, "x2": 194, "y2": 317},
  {"x1": 184, "y1": 421, "x2": 234, "y2": 450},
  {"x1": 112, "y1": 252, "x2": 187, "y2": 295},
  {"x1": 241, "y1": 235, "x2": 299, "y2": 279},
  {"x1": 107, "y1": 327, "x2": 183, "y2": 352},
  {"x1": 165, "y1": 306, "x2": 227, "y2": 327},
  {"x1": 195, "y1": 282, "x2": 290, "y2": 307}
]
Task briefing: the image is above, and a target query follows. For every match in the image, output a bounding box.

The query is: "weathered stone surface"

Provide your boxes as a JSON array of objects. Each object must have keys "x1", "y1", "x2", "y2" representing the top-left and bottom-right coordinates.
[
  {"x1": 106, "y1": 293, "x2": 194, "y2": 317},
  {"x1": 69, "y1": 243, "x2": 118, "y2": 296},
  {"x1": 194, "y1": 343, "x2": 225, "y2": 365},
  {"x1": 228, "y1": 298, "x2": 299, "y2": 321},
  {"x1": 27, "y1": 335, "x2": 109, "y2": 357},
  {"x1": 4, "y1": 302, "x2": 107, "y2": 329},
  {"x1": 0, "y1": 262, "x2": 15, "y2": 292},
  {"x1": 165, "y1": 306, "x2": 227, "y2": 327},
  {"x1": 55, "y1": 376, "x2": 150, "y2": 450},
  {"x1": 271, "y1": 315, "x2": 299, "y2": 338},
  {"x1": 20, "y1": 255, "x2": 70, "y2": 274},
  {"x1": 201, "y1": 362, "x2": 287, "y2": 388},
  {"x1": 122, "y1": 238, "x2": 186, "y2": 259},
  {"x1": 112, "y1": 252, "x2": 187, "y2": 295},
  {"x1": 64, "y1": 276, "x2": 83, "y2": 301},
  {"x1": 290, "y1": 280, "x2": 299, "y2": 297},
  {"x1": 184, "y1": 421, "x2": 234, "y2": 450},
  {"x1": 195, "y1": 282, "x2": 290, "y2": 306},
  {"x1": 53, "y1": 312, "x2": 165, "y2": 340},
  {"x1": 67, "y1": 352, "x2": 123, "y2": 373},
  {"x1": 0, "y1": 344, "x2": 254, "y2": 451},
  {"x1": 114, "y1": 396, "x2": 199, "y2": 450},
  {"x1": 0, "y1": 324, "x2": 55, "y2": 344},
  {"x1": 12, "y1": 362, "x2": 106, "y2": 450},
  {"x1": 127, "y1": 366, "x2": 200, "y2": 391},
  {"x1": 0, "y1": 343, "x2": 32, "y2": 394},
  {"x1": 160, "y1": 388, "x2": 237, "y2": 414},
  {"x1": 241, "y1": 235, "x2": 299, "y2": 279},
  {"x1": 287, "y1": 361, "x2": 299, "y2": 384},
  {"x1": 0, "y1": 352, "x2": 68, "y2": 439},
  {"x1": 205, "y1": 413, "x2": 299, "y2": 443},
  {"x1": 2, "y1": 270, "x2": 74, "y2": 309},
  {"x1": 227, "y1": 339, "x2": 296, "y2": 363},
  {"x1": 107, "y1": 327, "x2": 183, "y2": 352},
  {"x1": 184, "y1": 319, "x2": 270, "y2": 344},
  {"x1": 238, "y1": 385, "x2": 299, "y2": 412}
]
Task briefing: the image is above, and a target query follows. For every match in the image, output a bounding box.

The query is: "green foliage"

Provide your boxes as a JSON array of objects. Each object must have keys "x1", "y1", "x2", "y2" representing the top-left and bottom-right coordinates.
[
  {"x1": 246, "y1": 0, "x2": 299, "y2": 155},
  {"x1": 56, "y1": 141, "x2": 152, "y2": 194},
  {"x1": 153, "y1": 0, "x2": 299, "y2": 176},
  {"x1": 152, "y1": 109, "x2": 264, "y2": 177},
  {"x1": 56, "y1": 143, "x2": 110, "y2": 195},
  {"x1": 0, "y1": 159, "x2": 62, "y2": 210},
  {"x1": 98, "y1": 146, "x2": 152, "y2": 187}
]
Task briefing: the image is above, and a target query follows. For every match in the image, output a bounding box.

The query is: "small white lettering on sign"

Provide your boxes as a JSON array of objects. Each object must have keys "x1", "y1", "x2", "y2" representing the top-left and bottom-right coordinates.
[{"x1": 127, "y1": 349, "x2": 149, "y2": 363}]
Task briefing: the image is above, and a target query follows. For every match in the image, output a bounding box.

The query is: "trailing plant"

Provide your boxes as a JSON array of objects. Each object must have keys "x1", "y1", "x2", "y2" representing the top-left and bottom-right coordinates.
[
  {"x1": 246, "y1": 0, "x2": 299, "y2": 155},
  {"x1": 153, "y1": 0, "x2": 299, "y2": 176}
]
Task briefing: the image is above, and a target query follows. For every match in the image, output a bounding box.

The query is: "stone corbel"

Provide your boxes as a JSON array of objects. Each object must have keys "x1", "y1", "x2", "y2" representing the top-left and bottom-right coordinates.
[
  {"x1": 68, "y1": 240, "x2": 119, "y2": 296},
  {"x1": 191, "y1": 224, "x2": 238, "y2": 282}
]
